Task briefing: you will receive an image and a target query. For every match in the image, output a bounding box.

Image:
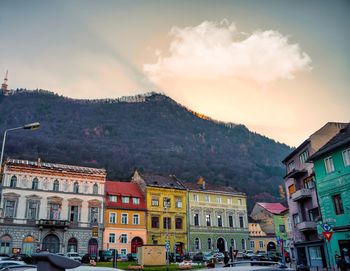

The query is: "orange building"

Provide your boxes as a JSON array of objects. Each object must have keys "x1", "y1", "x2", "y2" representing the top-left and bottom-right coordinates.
[{"x1": 103, "y1": 181, "x2": 147, "y2": 256}]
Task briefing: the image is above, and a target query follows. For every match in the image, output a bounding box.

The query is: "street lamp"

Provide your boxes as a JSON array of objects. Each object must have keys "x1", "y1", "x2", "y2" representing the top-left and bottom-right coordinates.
[{"x1": 0, "y1": 122, "x2": 40, "y2": 172}]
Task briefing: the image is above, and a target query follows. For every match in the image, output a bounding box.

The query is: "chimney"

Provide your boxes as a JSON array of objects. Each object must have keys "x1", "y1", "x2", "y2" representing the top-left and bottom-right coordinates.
[{"x1": 197, "y1": 176, "x2": 206, "y2": 190}]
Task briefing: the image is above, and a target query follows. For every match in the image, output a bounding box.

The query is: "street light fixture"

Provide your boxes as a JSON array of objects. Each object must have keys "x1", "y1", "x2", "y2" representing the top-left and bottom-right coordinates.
[{"x1": 0, "y1": 122, "x2": 41, "y2": 173}]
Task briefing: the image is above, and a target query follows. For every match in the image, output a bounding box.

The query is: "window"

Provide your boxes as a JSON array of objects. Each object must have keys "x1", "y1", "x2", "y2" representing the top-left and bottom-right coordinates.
[
  {"x1": 279, "y1": 225, "x2": 286, "y2": 233},
  {"x1": 133, "y1": 214, "x2": 140, "y2": 225},
  {"x1": 228, "y1": 215, "x2": 234, "y2": 227},
  {"x1": 208, "y1": 238, "x2": 212, "y2": 250},
  {"x1": 303, "y1": 176, "x2": 315, "y2": 189},
  {"x1": 299, "y1": 150, "x2": 309, "y2": 164},
  {"x1": 194, "y1": 238, "x2": 200, "y2": 250},
  {"x1": 332, "y1": 194, "x2": 344, "y2": 215},
  {"x1": 53, "y1": 180, "x2": 59, "y2": 192},
  {"x1": 0, "y1": 235, "x2": 12, "y2": 255},
  {"x1": 93, "y1": 183, "x2": 98, "y2": 194},
  {"x1": 250, "y1": 240, "x2": 255, "y2": 249},
  {"x1": 288, "y1": 184, "x2": 296, "y2": 197},
  {"x1": 120, "y1": 248, "x2": 127, "y2": 255},
  {"x1": 324, "y1": 157, "x2": 335, "y2": 173},
  {"x1": 217, "y1": 215, "x2": 223, "y2": 227},
  {"x1": 163, "y1": 197, "x2": 171, "y2": 208},
  {"x1": 287, "y1": 161, "x2": 295, "y2": 172},
  {"x1": 49, "y1": 203, "x2": 61, "y2": 220},
  {"x1": 69, "y1": 206, "x2": 79, "y2": 222},
  {"x1": 238, "y1": 199, "x2": 242, "y2": 205},
  {"x1": 259, "y1": 240, "x2": 264, "y2": 248},
  {"x1": 231, "y1": 239, "x2": 236, "y2": 249},
  {"x1": 193, "y1": 194, "x2": 198, "y2": 202},
  {"x1": 151, "y1": 196, "x2": 159, "y2": 206},
  {"x1": 309, "y1": 208, "x2": 320, "y2": 222},
  {"x1": 120, "y1": 234, "x2": 127, "y2": 244},
  {"x1": 216, "y1": 197, "x2": 222, "y2": 204},
  {"x1": 10, "y1": 176, "x2": 17, "y2": 188},
  {"x1": 109, "y1": 233, "x2": 115, "y2": 243},
  {"x1": 175, "y1": 217, "x2": 183, "y2": 229},
  {"x1": 132, "y1": 197, "x2": 140, "y2": 205},
  {"x1": 175, "y1": 198, "x2": 182, "y2": 208},
  {"x1": 163, "y1": 217, "x2": 171, "y2": 229},
  {"x1": 293, "y1": 214, "x2": 300, "y2": 225},
  {"x1": 121, "y1": 213, "x2": 128, "y2": 224},
  {"x1": 32, "y1": 178, "x2": 39, "y2": 190},
  {"x1": 27, "y1": 201, "x2": 39, "y2": 220},
  {"x1": 241, "y1": 239, "x2": 246, "y2": 250},
  {"x1": 73, "y1": 182, "x2": 79, "y2": 193},
  {"x1": 151, "y1": 217, "x2": 159, "y2": 228},
  {"x1": 342, "y1": 148, "x2": 350, "y2": 167},
  {"x1": 109, "y1": 195, "x2": 117, "y2": 202},
  {"x1": 206, "y1": 214, "x2": 211, "y2": 226},
  {"x1": 122, "y1": 197, "x2": 129, "y2": 204},
  {"x1": 109, "y1": 213, "x2": 116, "y2": 224},
  {"x1": 90, "y1": 207, "x2": 99, "y2": 223},
  {"x1": 239, "y1": 216, "x2": 244, "y2": 228},
  {"x1": 194, "y1": 214, "x2": 199, "y2": 226},
  {"x1": 4, "y1": 200, "x2": 16, "y2": 218},
  {"x1": 227, "y1": 198, "x2": 232, "y2": 205},
  {"x1": 205, "y1": 195, "x2": 210, "y2": 203}
]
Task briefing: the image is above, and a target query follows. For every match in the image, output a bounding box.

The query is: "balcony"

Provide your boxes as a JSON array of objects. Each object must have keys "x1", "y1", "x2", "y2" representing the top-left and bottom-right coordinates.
[
  {"x1": 292, "y1": 189, "x2": 312, "y2": 202},
  {"x1": 37, "y1": 219, "x2": 69, "y2": 229},
  {"x1": 297, "y1": 221, "x2": 317, "y2": 232}
]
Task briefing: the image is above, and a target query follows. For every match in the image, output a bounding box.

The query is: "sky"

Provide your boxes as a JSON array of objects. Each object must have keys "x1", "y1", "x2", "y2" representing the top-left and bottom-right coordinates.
[{"x1": 1, "y1": 0, "x2": 349, "y2": 147}]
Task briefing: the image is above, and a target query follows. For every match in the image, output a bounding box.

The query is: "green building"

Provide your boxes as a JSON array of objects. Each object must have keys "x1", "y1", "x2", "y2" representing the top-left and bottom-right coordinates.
[
  {"x1": 309, "y1": 124, "x2": 350, "y2": 269},
  {"x1": 185, "y1": 178, "x2": 249, "y2": 253}
]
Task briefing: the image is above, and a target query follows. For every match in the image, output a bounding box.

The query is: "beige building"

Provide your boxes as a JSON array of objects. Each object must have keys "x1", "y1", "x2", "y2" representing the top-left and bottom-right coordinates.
[{"x1": 248, "y1": 217, "x2": 276, "y2": 253}]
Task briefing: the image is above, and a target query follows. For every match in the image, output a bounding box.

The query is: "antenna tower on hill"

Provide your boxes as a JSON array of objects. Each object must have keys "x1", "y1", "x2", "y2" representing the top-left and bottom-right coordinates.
[{"x1": 1, "y1": 70, "x2": 10, "y2": 96}]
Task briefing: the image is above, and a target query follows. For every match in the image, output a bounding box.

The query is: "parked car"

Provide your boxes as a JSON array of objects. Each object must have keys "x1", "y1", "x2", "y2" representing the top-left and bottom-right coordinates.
[
  {"x1": 243, "y1": 250, "x2": 255, "y2": 259},
  {"x1": 99, "y1": 250, "x2": 113, "y2": 262},
  {"x1": 203, "y1": 252, "x2": 214, "y2": 261},
  {"x1": 0, "y1": 254, "x2": 10, "y2": 261},
  {"x1": 126, "y1": 253, "x2": 137, "y2": 261},
  {"x1": 67, "y1": 252, "x2": 82, "y2": 262},
  {"x1": 0, "y1": 260, "x2": 26, "y2": 269},
  {"x1": 192, "y1": 252, "x2": 204, "y2": 261},
  {"x1": 117, "y1": 254, "x2": 128, "y2": 262},
  {"x1": 168, "y1": 253, "x2": 184, "y2": 263},
  {"x1": 212, "y1": 252, "x2": 224, "y2": 261},
  {"x1": 81, "y1": 254, "x2": 97, "y2": 264}
]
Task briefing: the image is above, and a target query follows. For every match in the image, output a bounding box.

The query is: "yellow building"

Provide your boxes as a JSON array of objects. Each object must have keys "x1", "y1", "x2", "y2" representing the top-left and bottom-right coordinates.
[
  {"x1": 103, "y1": 181, "x2": 147, "y2": 255},
  {"x1": 132, "y1": 171, "x2": 187, "y2": 254},
  {"x1": 248, "y1": 217, "x2": 277, "y2": 253}
]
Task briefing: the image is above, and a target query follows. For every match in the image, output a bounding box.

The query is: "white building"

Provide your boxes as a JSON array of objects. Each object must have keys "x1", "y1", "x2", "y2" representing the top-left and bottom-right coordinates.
[{"x1": 0, "y1": 158, "x2": 106, "y2": 256}]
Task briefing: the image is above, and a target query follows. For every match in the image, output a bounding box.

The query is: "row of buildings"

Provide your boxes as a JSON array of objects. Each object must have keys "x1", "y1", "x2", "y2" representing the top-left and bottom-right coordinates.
[
  {"x1": 0, "y1": 158, "x2": 260, "y2": 257},
  {"x1": 282, "y1": 122, "x2": 350, "y2": 269}
]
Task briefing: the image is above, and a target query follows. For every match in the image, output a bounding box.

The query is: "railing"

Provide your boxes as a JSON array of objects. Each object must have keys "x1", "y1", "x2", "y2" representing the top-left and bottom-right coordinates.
[
  {"x1": 189, "y1": 225, "x2": 249, "y2": 232},
  {"x1": 292, "y1": 189, "x2": 312, "y2": 201},
  {"x1": 37, "y1": 219, "x2": 70, "y2": 228}
]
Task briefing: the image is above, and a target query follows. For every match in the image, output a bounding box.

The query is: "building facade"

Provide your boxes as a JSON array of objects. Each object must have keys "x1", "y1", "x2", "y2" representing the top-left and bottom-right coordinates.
[
  {"x1": 131, "y1": 171, "x2": 187, "y2": 254},
  {"x1": 0, "y1": 159, "x2": 106, "y2": 256},
  {"x1": 248, "y1": 217, "x2": 277, "y2": 253},
  {"x1": 103, "y1": 181, "x2": 147, "y2": 255},
  {"x1": 282, "y1": 122, "x2": 345, "y2": 268},
  {"x1": 186, "y1": 178, "x2": 249, "y2": 253},
  {"x1": 309, "y1": 124, "x2": 350, "y2": 269}
]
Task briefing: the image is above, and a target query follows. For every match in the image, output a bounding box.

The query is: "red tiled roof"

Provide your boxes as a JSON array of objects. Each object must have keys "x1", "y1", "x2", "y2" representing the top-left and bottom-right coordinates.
[
  {"x1": 105, "y1": 181, "x2": 146, "y2": 210},
  {"x1": 257, "y1": 202, "x2": 288, "y2": 215}
]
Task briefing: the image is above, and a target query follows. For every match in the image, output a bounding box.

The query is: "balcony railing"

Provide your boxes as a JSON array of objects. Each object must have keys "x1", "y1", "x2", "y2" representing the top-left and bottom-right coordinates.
[
  {"x1": 292, "y1": 189, "x2": 312, "y2": 202},
  {"x1": 37, "y1": 219, "x2": 70, "y2": 228},
  {"x1": 297, "y1": 221, "x2": 317, "y2": 231}
]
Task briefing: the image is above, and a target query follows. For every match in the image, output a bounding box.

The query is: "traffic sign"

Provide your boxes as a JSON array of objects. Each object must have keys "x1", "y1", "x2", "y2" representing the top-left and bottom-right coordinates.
[
  {"x1": 323, "y1": 231, "x2": 333, "y2": 241},
  {"x1": 321, "y1": 223, "x2": 332, "y2": 232},
  {"x1": 165, "y1": 242, "x2": 170, "y2": 251}
]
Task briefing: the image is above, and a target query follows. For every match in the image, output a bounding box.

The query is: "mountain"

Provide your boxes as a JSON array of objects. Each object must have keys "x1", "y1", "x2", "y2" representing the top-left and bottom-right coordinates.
[{"x1": 0, "y1": 90, "x2": 291, "y2": 208}]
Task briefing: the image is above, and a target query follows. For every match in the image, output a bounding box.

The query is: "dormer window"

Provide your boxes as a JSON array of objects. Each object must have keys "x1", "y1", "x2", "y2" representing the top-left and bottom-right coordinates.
[
  {"x1": 109, "y1": 195, "x2": 117, "y2": 202},
  {"x1": 122, "y1": 196, "x2": 129, "y2": 203},
  {"x1": 93, "y1": 183, "x2": 98, "y2": 194},
  {"x1": 73, "y1": 182, "x2": 79, "y2": 193},
  {"x1": 132, "y1": 197, "x2": 140, "y2": 205},
  {"x1": 32, "y1": 178, "x2": 39, "y2": 190},
  {"x1": 53, "y1": 180, "x2": 59, "y2": 192},
  {"x1": 10, "y1": 176, "x2": 17, "y2": 188}
]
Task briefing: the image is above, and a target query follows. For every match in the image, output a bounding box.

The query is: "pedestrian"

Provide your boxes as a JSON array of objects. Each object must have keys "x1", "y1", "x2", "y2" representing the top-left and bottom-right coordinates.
[{"x1": 223, "y1": 252, "x2": 230, "y2": 267}]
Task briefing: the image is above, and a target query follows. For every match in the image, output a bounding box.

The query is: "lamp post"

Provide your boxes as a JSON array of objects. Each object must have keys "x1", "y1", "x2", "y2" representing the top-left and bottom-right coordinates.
[{"x1": 0, "y1": 122, "x2": 40, "y2": 173}]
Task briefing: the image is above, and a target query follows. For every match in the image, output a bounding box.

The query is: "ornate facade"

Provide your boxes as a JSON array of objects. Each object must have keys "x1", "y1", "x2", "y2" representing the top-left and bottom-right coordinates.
[{"x1": 0, "y1": 159, "x2": 106, "y2": 256}]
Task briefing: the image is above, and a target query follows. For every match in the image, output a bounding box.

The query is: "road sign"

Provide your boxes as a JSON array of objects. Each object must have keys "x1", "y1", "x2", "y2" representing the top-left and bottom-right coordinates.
[
  {"x1": 321, "y1": 223, "x2": 332, "y2": 232},
  {"x1": 323, "y1": 231, "x2": 333, "y2": 241},
  {"x1": 276, "y1": 236, "x2": 280, "y2": 243},
  {"x1": 165, "y1": 242, "x2": 170, "y2": 251}
]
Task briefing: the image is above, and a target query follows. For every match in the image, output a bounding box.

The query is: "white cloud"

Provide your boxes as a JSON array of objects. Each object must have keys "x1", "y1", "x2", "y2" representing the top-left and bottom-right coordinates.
[{"x1": 143, "y1": 20, "x2": 312, "y2": 84}]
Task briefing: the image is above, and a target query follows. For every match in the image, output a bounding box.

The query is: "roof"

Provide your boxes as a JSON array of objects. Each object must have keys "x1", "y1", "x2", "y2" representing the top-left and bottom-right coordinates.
[
  {"x1": 282, "y1": 139, "x2": 309, "y2": 164},
  {"x1": 309, "y1": 123, "x2": 350, "y2": 161},
  {"x1": 257, "y1": 202, "x2": 288, "y2": 215},
  {"x1": 183, "y1": 181, "x2": 245, "y2": 196},
  {"x1": 5, "y1": 158, "x2": 106, "y2": 175},
  {"x1": 138, "y1": 173, "x2": 186, "y2": 190},
  {"x1": 248, "y1": 216, "x2": 258, "y2": 223},
  {"x1": 105, "y1": 181, "x2": 146, "y2": 209}
]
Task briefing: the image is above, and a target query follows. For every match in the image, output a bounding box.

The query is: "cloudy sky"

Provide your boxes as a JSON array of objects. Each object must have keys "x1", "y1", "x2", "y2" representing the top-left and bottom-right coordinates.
[{"x1": 1, "y1": 0, "x2": 349, "y2": 146}]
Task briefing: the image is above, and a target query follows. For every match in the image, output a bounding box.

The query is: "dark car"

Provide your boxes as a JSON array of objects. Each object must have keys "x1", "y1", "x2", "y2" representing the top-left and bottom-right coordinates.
[
  {"x1": 127, "y1": 253, "x2": 137, "y2": 261},
  {"x1": 81, "y1": 253, "x2": 98, "y2": 263},
  {"x1": 168, "y1": 253, "x2": 184, "y2": 263},
  {"x1": 99, "y1": 250, "x2": 113, "y2": 262},
  {"x1": 192, "y1": 252, "x2": 204, "y2": 261}
]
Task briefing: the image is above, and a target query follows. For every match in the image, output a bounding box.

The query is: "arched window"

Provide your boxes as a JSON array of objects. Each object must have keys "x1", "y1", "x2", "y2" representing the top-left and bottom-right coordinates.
[
  {"x1": 0, "y1": 235, "x2": 12, "y2": 254},
  {"x1": 93, "y1": 183, "x2": 98, "y2": 194},
  {"x1": 231, "y1": 239, "x2": 236, "y2": 249},
  {"x1": 73, "y1": 182, "x2": 79, "y2": 193},
  {"x1": 53, "y1": 180, "x2": 59, "y2": 192},
  {"x1": 241, "y1": 239, "x2": 246, "y2": 250},
  {"x1": 194, "y1": 237, "x2": 200, "y2": 250},
  {"x1": 68, "y1": 238, "x2": 78, "y2": 252},
  {"x1": 32, "y1": 178, "x2": 39, "y2": 190},
  {"x1": 207, "y1": 238, "x2": 212, "y2": 250},
  {"x1": 10, "y1": 176, "x2": 17, "y2": 188}
]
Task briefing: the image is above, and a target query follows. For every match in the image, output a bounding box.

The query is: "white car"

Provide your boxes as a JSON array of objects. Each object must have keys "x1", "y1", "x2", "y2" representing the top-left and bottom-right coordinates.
[
  {"x1": 67, "y1": 252, "x2": 82, "y2": 262},
  {"x1": 0, "y1": 260, "x2": 26, "y2": 268}
]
